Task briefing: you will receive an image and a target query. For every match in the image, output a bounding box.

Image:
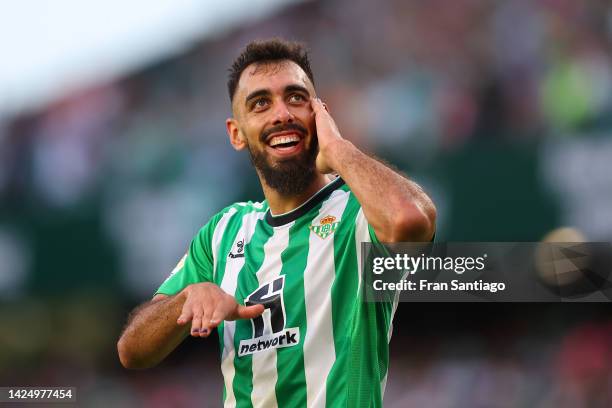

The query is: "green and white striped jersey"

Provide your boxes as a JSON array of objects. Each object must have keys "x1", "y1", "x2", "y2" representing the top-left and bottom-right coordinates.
[{"x1": 156, "y1": 177, "x2": 399, "y2": 408}]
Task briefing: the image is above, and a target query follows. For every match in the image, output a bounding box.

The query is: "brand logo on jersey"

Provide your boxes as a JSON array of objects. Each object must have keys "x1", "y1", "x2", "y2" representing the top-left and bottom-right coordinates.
[
  {"x1": 238, "y1": 276, "x2": 300, "y2": 356},
  {"x1": 309, "y1": 215, "x2": 339, "y2": 239},
  {"x1": 228, "y1": 239, "x2": 245, "y2": 258}
]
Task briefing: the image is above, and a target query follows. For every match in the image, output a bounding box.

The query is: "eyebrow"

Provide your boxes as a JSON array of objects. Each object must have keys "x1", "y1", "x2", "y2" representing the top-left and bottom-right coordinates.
[
  {"x1": 285, "y1": 84, "x2": 310, "y2": 96},
  {"x1": 244, "y1": 84, "x2": 311, "y2": 107},
  {"x1": 245, "y1": 89, "x2": 270, "y2": 107}
]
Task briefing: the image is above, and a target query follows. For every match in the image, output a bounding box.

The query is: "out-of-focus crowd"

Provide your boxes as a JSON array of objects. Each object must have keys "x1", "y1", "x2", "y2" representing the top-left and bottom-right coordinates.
[
  {"x1": 1, "y1": 0, "x2": 612, "y2": 293},
  {"x1": 2, "y1": 296, "x2": 612, "y2": 407},
  {"x1": 1, "y1": 0, "x2": 612, "y2": 406}
]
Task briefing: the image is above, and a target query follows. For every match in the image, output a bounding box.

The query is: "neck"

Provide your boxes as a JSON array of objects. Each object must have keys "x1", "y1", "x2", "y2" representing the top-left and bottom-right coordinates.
[{"x1": 261, "y1": 172, "x2": 333, "y2": 215}]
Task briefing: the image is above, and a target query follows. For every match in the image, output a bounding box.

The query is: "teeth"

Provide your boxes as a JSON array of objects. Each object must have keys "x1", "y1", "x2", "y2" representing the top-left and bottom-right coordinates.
[{"x1": 269, "y1": 134, "x2": 300, "y2": 147}]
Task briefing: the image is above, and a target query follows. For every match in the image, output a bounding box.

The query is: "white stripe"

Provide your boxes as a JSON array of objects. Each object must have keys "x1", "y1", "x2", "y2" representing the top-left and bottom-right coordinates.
[
  {"x1": 211, "y1": 207, "x2": 238, "y2": 280},
  {"x1": 380, "y1": 372, "x2": 388, "y2": 399},
  {"x1": 303, "y1": 189, "x2": 351, "y2": 408},
  {"x1": 219, "y1": 211, "x2": 265, "y2": 408},
  {"x1": 387, "y1": 275, "x2": 404, "y2": 341},
  {"x1": 354, "y1": 207, "x2": 372, "y2": 299},
  {"x1": 250, "y1": 223, "x2": 292, "y2": 408}
]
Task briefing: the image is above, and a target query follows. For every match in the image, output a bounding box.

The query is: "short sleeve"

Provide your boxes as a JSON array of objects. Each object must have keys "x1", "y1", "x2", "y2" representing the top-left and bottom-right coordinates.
[
  {"x1": 355, "y1": 206, "x2": 382, "y2": 245},
  {"x1": 155, "y1": 214, "x2": 221, "y2": 296}
]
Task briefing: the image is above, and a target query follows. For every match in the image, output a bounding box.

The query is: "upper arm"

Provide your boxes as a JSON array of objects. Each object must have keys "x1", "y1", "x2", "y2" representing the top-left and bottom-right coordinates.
[{"x1": 355, "y1": 199, "x2": 435, "y2": 244}]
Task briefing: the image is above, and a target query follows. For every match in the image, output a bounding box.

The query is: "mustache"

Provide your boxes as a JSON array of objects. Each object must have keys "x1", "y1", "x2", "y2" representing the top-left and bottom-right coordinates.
[{"x1": 260, "y1": 123, "x2": 308, "y2": 143}]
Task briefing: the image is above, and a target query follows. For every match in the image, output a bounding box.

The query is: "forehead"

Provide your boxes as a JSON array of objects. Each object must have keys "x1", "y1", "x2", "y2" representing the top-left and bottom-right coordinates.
[{"x1": 235, "y1": 60, "x2": 314, "y2": 102}]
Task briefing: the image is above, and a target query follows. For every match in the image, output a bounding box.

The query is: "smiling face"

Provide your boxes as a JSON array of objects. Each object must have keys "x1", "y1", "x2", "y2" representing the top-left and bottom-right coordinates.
[{"x1": 226, "y1": 60, "x2": 318, "y2": 195}]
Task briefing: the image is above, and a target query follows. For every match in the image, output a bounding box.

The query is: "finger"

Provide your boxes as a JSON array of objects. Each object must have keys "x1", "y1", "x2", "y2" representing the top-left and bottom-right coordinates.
[
  {"x1": 310, "y1": 96, "x2": 321, "y2": 111},
  {"x1": 200, "y1": 303, "x2": 215, "y2": 337},
  {"x1": 191, "y1": 308, "x2": 204, "y2": 337},
  {"x1": 312, "y1": 98, "x2": 331, "y2": 118},
  {"x1": 209, "y1": 308, "x2": 225, "y2": 328},
  {"x1": 177, "y1": 303, "x2": 193, "y2": 325},
  {"x1": 234, "y1": 304, "x2": 265, "y2": 320},
  {"x1": 310, "y1": 97, "x2": 324, "y2": 112}
]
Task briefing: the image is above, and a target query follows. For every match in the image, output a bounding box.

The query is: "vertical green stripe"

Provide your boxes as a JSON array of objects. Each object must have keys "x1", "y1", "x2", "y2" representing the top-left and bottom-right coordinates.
[
  {"x1": 325, "y1": 191, "x2": 361, "y2": 408},
  {"x1": 232, "y1": 218, "x2": 273, "y2": 408},
  {"x1": 274, "y1": 201, "x2": 324, "y2": 408}
]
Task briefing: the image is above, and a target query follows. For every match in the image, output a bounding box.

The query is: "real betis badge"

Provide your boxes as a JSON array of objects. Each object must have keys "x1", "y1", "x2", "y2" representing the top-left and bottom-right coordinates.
[{"x1": 309, "y1": 215, "x2": 339, "y2": 239}]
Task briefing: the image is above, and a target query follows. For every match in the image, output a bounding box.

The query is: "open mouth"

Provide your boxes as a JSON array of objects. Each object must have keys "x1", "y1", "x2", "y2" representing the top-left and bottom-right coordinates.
[{"x1": 267, "y1": 132, "x2": 302, "y2": 151}]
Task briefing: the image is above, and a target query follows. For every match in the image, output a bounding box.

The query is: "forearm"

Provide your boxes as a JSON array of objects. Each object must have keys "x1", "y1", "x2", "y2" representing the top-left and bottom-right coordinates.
[
  {"x1": 117, "y1": 292, "x2": 189, "y2": 369},
  {"x1": 327, "y1": 140, "x2": 436, "y2": 242}
]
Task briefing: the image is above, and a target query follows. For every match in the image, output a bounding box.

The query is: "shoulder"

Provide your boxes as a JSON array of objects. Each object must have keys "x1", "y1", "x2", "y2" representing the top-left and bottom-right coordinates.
[
  {"x1": 228, "y1": 200, "x2": 268, "y2": 214},
  {"x1": 196, "y1": 200, "x2": 268, "y2": 236},
  {"x1": 187, "y1": 199, "x2": 267, "y2": 256},
  {"x1": 217, "y1": 200, "x2": 268, "y2": 221}
]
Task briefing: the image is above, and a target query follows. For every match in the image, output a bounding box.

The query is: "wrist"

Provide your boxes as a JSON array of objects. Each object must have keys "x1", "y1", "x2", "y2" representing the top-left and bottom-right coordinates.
[
  {"x1": 178, "y1": 286, "x2": 191, "y2": 301},
  {"x1": 323, "y1": 139, "x2": 354, "y2": 171}
]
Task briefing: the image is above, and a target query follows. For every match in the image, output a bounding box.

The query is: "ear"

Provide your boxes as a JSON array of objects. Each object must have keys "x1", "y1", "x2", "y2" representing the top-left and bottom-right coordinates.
[{"x1": 226, "y1": 118, "x2": 247, "y2": 151}]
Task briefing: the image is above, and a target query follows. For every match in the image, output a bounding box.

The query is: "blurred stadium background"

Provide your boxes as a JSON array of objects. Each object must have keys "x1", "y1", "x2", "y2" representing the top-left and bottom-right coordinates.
[{"x1": 1, "y1": 0, "x2": 612, "y2": 406}]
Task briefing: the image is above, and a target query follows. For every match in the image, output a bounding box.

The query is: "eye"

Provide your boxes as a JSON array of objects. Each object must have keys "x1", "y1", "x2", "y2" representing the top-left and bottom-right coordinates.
[
  {"x1": 252, "y1": 98, "x2": 269, "y2": 111},
  {"x1": 288, "y1": 93, "x2": 306, "y2": 103}
]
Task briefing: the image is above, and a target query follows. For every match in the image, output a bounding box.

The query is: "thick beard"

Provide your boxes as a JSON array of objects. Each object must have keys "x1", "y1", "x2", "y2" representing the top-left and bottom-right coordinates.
[{"x1": 248, "y1": 136, "x2": 318, "y2": 196}]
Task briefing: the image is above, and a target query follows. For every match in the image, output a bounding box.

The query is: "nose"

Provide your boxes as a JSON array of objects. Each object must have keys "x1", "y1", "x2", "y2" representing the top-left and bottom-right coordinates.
[{"x1": 272, "y1": 101, "x2": 295, "y2": 125}]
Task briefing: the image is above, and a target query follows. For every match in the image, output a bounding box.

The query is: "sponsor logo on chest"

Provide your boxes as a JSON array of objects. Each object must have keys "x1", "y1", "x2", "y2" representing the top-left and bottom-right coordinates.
[{"x1": 238, "y1": 276, "x2": 300, "y2": 356}]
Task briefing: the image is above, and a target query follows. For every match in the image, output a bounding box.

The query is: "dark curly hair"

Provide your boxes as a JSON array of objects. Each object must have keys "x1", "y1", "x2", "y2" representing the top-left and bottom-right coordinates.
[{"x1": 227, "y1": 38, "x2": 315, "y2": 102}]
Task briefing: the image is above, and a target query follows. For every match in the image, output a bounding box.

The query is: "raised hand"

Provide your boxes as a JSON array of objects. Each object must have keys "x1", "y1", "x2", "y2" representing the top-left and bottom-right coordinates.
[
  {"x1": 311, "y1": 97, "x2": 345, "y2": 174},
  {"x1": 177, "y1": 282, "x2": 264, "y2": 338}
]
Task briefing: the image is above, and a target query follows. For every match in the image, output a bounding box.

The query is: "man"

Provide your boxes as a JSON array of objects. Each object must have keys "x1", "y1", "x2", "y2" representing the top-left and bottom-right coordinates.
[{"x1": 118, "y1": 38, "x2": 436, "y2": 407}]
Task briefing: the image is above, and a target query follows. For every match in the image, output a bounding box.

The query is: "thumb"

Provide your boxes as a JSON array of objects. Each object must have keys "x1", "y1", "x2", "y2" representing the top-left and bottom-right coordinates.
[{"x1": 233, "y1": 304, "x2": 264, "y2": 320}]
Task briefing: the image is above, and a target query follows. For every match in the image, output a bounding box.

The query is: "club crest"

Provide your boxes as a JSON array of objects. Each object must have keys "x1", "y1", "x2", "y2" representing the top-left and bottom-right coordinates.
[{"x1": 309, "y1": 215, "x2": 339, "y2": 239}]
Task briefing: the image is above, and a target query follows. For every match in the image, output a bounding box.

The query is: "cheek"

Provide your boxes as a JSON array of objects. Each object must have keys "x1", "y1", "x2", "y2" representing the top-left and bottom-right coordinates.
[
  {"x1": 294, "y1": 109, "x2": 315, "y2": 133},
  {"x1": 306, "y1": 117, "x2": 317, "y2": 141},
  {"x1": 241, "y1": 122, "x2": 264, "y2": 143}
]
